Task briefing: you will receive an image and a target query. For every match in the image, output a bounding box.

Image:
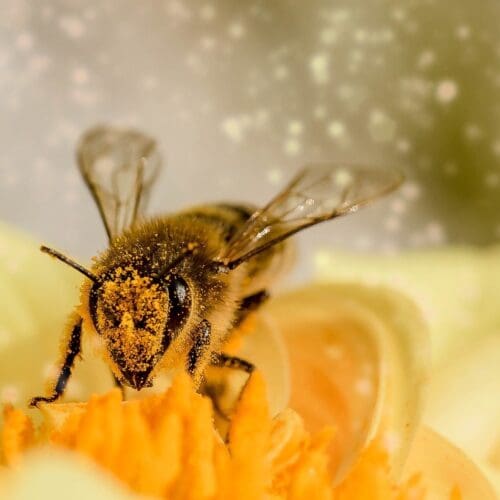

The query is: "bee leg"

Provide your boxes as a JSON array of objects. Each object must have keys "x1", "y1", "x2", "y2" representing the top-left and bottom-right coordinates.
[
  {"x1": 234, "y1": 290, "x2": 270, "y2": 326},
  {"x1": 208, "y1": 353, "x2": 255, "y2": 425},
  {"x1": 210, "y1": 352, "x2": 255, "y2": 373},
  {"x1": 187, "y1": 319, "x2": 212, "y2": 377},
  {"x1": 201, "y1": 355, "x2": 255, "y2": 422},
  {"x1": 200, "y1": 380, "x2": 231, "y2": 422},
  {"x1": 30, "y1": 317, "x2": 83, "y2": 407}
]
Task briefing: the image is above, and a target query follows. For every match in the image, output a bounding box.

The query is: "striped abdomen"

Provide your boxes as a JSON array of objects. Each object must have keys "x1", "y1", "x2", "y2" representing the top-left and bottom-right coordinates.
[{"x1": 178, "y1": 202, "x2": 294, "y2": 294}]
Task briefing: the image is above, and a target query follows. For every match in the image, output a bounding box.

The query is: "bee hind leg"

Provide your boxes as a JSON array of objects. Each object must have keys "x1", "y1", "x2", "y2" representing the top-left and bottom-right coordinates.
[
  {"x1": 200, "y1": 380, "x2": 231, "y2": 422},
  {"x1": 205, "y1": 353, "x2": 255, "y2": 423},
  {"x1": 30, "y1": 317, "x2": 83, "y2": 407},
  {"x1": 209, "y1": 352, "x2": 255, "y2": 373}
]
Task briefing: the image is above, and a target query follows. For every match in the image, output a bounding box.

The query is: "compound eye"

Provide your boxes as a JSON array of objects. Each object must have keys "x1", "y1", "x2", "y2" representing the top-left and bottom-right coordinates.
[
  {"x1": 165, "y1": 275, "x2": 191, "y2": 332},
  {"x1": 171, "y1": 276, "x2": 188, "y2": 305}
]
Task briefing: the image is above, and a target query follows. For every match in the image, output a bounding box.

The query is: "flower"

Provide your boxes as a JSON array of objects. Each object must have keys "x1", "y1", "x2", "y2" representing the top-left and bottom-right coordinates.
[
  {"x1": 1, "y1": 372, "x2": 426, "y2": 499},
  {"x1": 315, "y1": 247, "x2": 500, "y2": 493},
  {"x1": 0, "y1": 222, "x2": 497, "y2": 498}
]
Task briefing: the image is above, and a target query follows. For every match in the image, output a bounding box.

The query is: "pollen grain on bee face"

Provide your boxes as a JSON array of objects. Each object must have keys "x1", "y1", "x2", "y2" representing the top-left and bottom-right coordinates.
[{"x1": 96, "y1": 265, "x2": 169, "y2": 381}]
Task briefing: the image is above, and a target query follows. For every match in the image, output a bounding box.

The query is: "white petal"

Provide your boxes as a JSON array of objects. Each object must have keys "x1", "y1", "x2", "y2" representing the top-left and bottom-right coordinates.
[
  {"x1": 1, "y1": 449, "x2": 140, "y2": 500},
  {"x1": 0, "y1": 222, "x2": 111, "y2": 409},
  {"x1": 403, "y1": 426, "x2": 497, "y2": 500},
  {"x1": 315, "y1": 247, "x2": 500, "y2": 366},
  {"x1": 425, "y1": 335, "x2": 500, "y2": 469},
  {"x1": 238, "y1": 312, "x2": 290, "y2": 416},
  {"x1": 266, "y1": 283, "x2": 430, "y2": 482}
]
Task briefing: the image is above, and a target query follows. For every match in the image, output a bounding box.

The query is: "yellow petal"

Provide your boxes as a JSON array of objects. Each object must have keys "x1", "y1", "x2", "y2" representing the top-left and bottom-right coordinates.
[
  {"x1": 266, "y1": 283, "x2": 429, "y2": 482},
  {"x1": 403, "y1": 426, "x2": 497, "y2": 500}
]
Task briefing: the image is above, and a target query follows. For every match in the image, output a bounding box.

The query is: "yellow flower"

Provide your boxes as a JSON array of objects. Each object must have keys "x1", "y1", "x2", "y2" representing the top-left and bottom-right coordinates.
[
  {"x1": 0, "y1": 221, "x2": 497, "y2": 499},
  {"x1": 1, "y1": 371, "x2": 428, "y2": 499}
]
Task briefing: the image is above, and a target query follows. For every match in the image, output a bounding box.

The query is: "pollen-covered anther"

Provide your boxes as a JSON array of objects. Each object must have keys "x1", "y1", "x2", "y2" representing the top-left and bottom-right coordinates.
[{"x1": 0, "y1": 372, "x2": 432, "y2": 499}]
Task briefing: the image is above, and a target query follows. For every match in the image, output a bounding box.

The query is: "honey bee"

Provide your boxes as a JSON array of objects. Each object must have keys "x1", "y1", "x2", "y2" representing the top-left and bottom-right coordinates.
[{"x1": 30, "y1": 125, "x2": 402, "y2": 406}]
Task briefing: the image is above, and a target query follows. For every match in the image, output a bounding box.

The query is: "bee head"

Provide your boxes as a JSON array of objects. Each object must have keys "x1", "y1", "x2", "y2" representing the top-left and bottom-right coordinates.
[{"x1": 91, "y1": 265, "x2": 189, "y2": 390}]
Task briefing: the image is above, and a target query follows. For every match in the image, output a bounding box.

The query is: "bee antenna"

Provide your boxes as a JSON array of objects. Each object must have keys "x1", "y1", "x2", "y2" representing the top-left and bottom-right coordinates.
[
  {"x1": 155, "y1": 242, "x2": 199, "y2": 279},
  {"x1": 40, "y1": 245, "x2": 98, "y2": 282}
]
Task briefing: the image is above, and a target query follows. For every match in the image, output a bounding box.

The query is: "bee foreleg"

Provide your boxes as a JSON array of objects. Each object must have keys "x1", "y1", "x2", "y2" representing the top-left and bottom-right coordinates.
[
  {"x1": 30, "y1": 317, "x2": 83, "y2": 407},
  {"x1": 187, "y1": 319, "x2": 212, "y2": 377},
  {"x1": 209, "y1": 352, "x2": 255, "y2": 373},
  {"x1": 234, "y1": 290, "x2": 269, "y2": 327}
]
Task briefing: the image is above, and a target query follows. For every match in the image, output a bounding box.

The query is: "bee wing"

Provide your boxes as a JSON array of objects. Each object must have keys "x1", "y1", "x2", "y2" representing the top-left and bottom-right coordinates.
[
  {"x1": 218, "y1": 164, "x2": 403, "y2": 267},
  {"x1": 77, "y1": 125, "x2": 161, "y2": 240}
]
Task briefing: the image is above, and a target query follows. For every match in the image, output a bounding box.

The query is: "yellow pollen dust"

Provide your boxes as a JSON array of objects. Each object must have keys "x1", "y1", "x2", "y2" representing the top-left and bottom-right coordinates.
[{"x1": 97, "y1": 266, "x2": 168, "y2": 373}]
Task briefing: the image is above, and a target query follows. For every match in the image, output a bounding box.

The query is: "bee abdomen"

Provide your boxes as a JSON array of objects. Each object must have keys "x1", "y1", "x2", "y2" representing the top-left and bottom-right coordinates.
[
  {"x1": 179, "y1": 203, "x2": 256, "y2": 243},
  {"x1": 214, "y1": 203, "x2": 255, "y2": 222},
  {"x1": 179, "y1": 202, "x2": 293, "y2": 293}
]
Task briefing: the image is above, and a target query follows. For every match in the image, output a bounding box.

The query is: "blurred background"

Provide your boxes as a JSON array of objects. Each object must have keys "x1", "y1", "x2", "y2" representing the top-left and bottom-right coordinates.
[{"x1": 0, "y1": 0, "x2": 499, "y2": 278}]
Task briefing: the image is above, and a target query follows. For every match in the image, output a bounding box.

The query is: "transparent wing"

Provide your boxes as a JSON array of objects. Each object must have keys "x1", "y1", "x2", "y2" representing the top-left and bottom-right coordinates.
[
  {"x1": 218, "y1": 164, "x2": 403, "y2": 267},
  {"x1": 77, "y1": 125, "x2": 162, "y2": 240}
]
